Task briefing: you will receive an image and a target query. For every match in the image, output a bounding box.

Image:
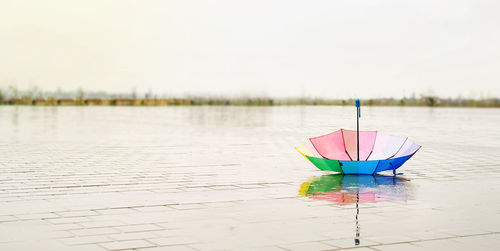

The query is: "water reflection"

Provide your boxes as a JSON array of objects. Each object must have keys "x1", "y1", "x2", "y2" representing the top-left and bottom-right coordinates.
[{"x1": 299, "y1": 174, "x2": 412, "y2": 246}]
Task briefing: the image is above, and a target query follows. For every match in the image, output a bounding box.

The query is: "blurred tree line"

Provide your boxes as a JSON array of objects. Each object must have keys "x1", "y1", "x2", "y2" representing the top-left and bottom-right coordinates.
[{"x1": 0, "y1": 87, "x2": 498, "y2": 107}]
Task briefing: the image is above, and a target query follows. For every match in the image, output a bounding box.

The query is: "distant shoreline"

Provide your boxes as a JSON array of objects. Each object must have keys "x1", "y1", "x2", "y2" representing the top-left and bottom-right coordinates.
[{"x1": 1, "y1": 97, "x2": 499, "y2": 108}]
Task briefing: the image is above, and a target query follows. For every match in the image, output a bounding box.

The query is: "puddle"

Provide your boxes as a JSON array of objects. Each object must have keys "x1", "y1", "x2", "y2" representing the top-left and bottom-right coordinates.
[{"x1": 299, "y1": 174, "x2": 414, "y2": 246}]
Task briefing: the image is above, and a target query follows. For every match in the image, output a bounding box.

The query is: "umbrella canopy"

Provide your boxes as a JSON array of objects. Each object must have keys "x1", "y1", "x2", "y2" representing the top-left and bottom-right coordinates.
[{"x1": 296, "y1": 129, "x2": 421, "y2": 174}]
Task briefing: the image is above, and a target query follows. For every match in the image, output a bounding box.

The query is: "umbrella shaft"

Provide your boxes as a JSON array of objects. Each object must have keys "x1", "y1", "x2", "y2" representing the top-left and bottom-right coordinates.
[{"x1": 356, "y1": 108, "x2": 359, "y2": 161}]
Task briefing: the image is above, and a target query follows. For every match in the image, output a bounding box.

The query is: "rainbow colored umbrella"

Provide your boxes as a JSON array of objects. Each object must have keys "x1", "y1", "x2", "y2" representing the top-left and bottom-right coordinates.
[{"x1": 296, "y1": 99, "x2": 421, "y2": 174}]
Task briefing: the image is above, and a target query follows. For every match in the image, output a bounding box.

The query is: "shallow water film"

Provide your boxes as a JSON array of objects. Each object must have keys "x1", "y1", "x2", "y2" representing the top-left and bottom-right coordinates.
[{"x1": 1, "y1": 106, "x2": 499, "y2": 250}]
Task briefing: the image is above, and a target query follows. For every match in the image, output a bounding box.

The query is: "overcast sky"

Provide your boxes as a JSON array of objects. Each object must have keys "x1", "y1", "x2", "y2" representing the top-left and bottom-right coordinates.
[{"x1": 1, "y1": 0, "x2": 499, "y2": 98}]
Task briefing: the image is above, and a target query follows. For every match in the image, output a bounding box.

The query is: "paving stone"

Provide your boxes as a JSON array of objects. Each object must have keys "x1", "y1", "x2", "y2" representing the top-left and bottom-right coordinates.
[
  {"x1": 95, "y1": 208, "x2": 137, "y2": 215},
  {"x1": 137, "y1": 246, "x2": 196, "y2": 251},
  {"x1": 322, "y1": 238, "x2": 379, "y2": 248},
  {"x1": 17, "y1": 213, "x2": 59, "y2": 220},
  {"x1": 341, "y1": 248, "x2": 378, "y2": 251},
  {"x1": 70, "y1": 244, "x2": 108, "y2": 251},
  {"x1": 109, "y1": 232, "x2": 159, "y2": 241},
  {"x1": 168, "y1": 204, "x2": 206, "y2": 210},
  {"x1": 133, "y1": 206, "x2": 173, "y2": 212},
  {"x1": 0, "y1": 215, "x2": 17, "y2": 222},
  {"x1": 80, "y1": 220, "x2": 125, "y2": 228},
  {"x1": 371, "y1": 243, "x2": 422, "y2": 251},
  {"x1": 71, "y1": 227, "x2": 120, "y2": 236},
  {"x1": 148, "y1": 236, "x2": 199, "y2": 246},
  {"x1": 46, "y1": 230, "x2": 74, "y2": 239},
  {"x1": 410, "y1": 233, "x2": 500, "y2": 251},
  {"x1": 278, "y1": 241, "x2": 336, "y2": 251},
  {"x1": 115, "y1": 224, "x2": 163, "y2": 233},
  {"x1": 238, "y1": 246, "x2": 288, "y2": 251},
  {"x1": 100, "y1": 240, "x2": 156, "y2": 250},
  {"x1": 47, "y1": 217, "x2": 91, "y2": 224},
  {"x1": 56, "y1": 210, "x2": 100, "y2": 217},
  {"x1": 62, "y1": 235, "x2": 113, "y2": 246}
]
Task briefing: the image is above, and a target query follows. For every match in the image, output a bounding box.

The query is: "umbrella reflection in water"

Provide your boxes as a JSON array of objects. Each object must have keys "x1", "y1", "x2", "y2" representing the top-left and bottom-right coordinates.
[{"x1": 298, "y1": 174, "x2": 413, "y2": 246}]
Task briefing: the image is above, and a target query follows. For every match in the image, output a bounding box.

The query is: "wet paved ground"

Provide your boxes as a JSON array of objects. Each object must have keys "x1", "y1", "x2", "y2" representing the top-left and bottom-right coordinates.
[{"x1": 0, "y1": 106, "x2": 499, "y2": 250}]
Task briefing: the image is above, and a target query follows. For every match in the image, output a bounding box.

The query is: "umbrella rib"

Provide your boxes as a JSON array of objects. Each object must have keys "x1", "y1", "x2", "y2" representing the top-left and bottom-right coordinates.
[
  {"x1": 308, "y1": 137, "x2": 339, "y2": 160},
  {"x1": 309, "y1": 129, "x2": 344, "y2": 160},
  {"x1": 308, "y1": 138, "x2": 329, "y2": 159},
  {"x1": 387, "y1": 137, "x2": 408, "y2": 160},
  {"x1": 341, "y1": 129, "x2": 353, "y2": 161},
  {"x1": 393, "y1": 145, "x2": 422, "y2": 172},
  {"x1": 372, "y1": 160, "x2": 381, "y2": 174},
  {"x1": 404, "y1": 145, "x2": 422, "y2": 159}
]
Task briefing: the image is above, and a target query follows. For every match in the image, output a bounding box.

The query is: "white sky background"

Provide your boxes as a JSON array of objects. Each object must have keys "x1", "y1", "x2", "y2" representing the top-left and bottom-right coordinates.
[{"x1": 1, "y1": 0, "x2": 499, "y2": 99}]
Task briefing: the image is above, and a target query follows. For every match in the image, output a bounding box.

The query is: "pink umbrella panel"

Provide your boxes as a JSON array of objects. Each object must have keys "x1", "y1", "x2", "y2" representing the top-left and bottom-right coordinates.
[{"x1": 296, "y1": 129, "x2": 421, "y2": 174}]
